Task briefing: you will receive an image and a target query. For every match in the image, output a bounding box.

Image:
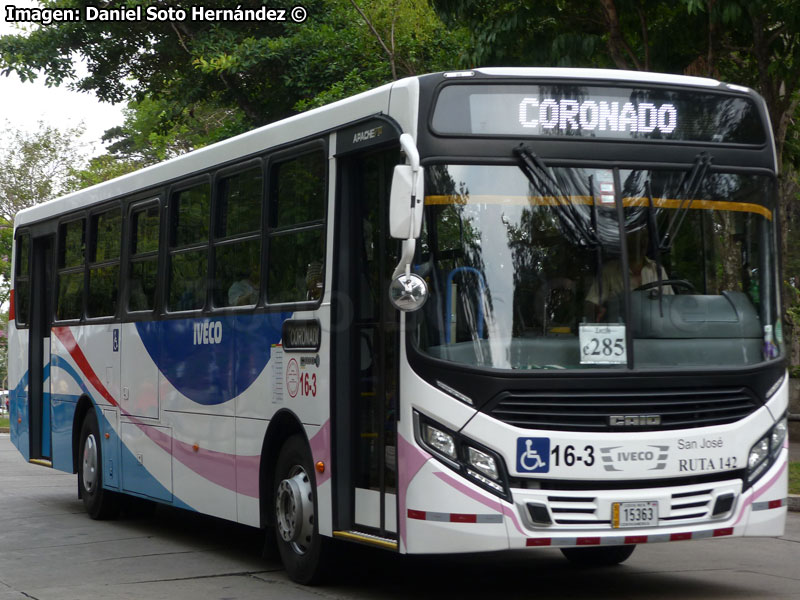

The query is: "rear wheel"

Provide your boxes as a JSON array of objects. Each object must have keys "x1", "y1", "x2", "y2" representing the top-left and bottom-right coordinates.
[
  {"x1": 560, "y1": 544, "x2": 635, "y2": 566},
  {"x1": 274, "y1": 434, "x2": 330, "y2": 585},
  {"x1": 78, "y1": 409, "x2": 119, "y2": 520}
]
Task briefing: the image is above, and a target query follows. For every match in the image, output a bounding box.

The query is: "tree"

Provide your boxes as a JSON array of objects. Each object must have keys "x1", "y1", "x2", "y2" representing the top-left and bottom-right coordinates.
[
  {"x1": 0, "y1": 121, "x2": 86, "y2": 223},
  {"x1": 0, "y1": 123, "x2": 88, "y2": 386},
  {"x1": 0, "y1": 0, "x2": 463, "y2": 139},
  {"x1": 0, "y1": 122, "x2": 88, "y2": 304}
]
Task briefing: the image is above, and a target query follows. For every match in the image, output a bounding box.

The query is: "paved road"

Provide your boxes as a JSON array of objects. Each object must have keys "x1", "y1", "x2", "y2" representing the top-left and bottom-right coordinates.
[{"x1": 0, "y1": 434, "x2": 798, "y2": 600}]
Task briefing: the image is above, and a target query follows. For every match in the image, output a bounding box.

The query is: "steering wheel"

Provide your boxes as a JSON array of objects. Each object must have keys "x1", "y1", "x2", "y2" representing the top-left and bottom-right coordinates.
[{"x1": 634, "y1": 279, "x2": 696, "y2": 294}]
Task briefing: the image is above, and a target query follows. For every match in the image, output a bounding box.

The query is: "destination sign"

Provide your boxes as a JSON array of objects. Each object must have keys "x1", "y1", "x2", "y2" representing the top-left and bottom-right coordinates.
[
  {"x1": 431, "y1": 84, "x2": 765, "y2": 144},
  {"x1": 282, "y1": 319, "x2": 321, "y2": 352}
]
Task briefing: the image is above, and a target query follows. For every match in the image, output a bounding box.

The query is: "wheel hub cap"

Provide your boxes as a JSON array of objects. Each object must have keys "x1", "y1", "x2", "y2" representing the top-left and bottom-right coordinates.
[
  {"x1": 82, "y1": 434, "x2": 98, "y2": 492},
  {"x1": 276, "y1": 467, "x2": 314, "y2": 554}
]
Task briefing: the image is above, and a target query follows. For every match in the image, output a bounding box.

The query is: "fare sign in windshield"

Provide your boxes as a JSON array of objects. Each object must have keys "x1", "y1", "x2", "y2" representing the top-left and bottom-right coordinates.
[{"x1": 431, "y1": 84, "x2": 765, "y2": 144}]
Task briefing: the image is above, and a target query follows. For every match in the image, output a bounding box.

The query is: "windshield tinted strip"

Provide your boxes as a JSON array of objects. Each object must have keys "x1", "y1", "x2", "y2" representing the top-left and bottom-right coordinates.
[{"x1": 424, "y1": 194, "x2": 772, "y2": 220}]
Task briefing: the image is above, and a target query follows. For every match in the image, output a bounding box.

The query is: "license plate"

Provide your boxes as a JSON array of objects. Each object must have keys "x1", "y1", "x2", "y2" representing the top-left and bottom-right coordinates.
[{"x1": 612, "y1": 501, "x2": 658, "y2": 528}]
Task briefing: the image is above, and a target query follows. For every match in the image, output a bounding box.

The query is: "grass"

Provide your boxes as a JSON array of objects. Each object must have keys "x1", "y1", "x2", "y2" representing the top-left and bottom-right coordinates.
[
  {"x1": 0, "y1": 417, "x2": 8, "y2": 430},
  {"x1": 791, "y1": 462, "x2": 800, "y2": 495}
]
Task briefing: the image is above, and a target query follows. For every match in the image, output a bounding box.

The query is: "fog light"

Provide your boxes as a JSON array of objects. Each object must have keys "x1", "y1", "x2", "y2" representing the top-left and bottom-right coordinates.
[
  {"x1": 527, "y1": 502, "x2": 552, "y2": 525},
  {"x1": 712, "y1": 493, "x2": 735, "y2": 516},
  {"x1": 422, "y1": 423, "x2": 456, "y2": 460}
]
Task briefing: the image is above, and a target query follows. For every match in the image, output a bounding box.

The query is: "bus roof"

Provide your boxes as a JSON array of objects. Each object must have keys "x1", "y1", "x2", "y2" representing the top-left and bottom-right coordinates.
[
  {"x1": 14, "y1": 78, "x2": 402, "y2": 228},
  {"x1": 14, "y1": 67, "x2": 765, "y2": 228},
  {"x1": 472, "y1": 67, "x2": 724, "y2": 89}
]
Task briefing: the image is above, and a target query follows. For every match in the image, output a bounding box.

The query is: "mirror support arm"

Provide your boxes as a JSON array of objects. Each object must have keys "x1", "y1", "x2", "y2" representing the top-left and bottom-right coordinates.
[
  {"x1": 392, "y1": 133, "x2": 422, "y2": 279},
  {"x1": 388, "y1": 134, "x2": 429, "y2": 311}
]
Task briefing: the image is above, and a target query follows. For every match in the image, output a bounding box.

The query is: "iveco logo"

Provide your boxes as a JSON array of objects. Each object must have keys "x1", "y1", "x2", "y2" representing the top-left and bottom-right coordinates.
[{"x1": 609, "y1": 415, "x2": 661, "y2": 427}]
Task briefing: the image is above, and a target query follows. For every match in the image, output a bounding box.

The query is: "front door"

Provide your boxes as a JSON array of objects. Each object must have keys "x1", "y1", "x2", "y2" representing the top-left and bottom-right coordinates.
[
  {"x1": 333, "y1": 146, "x2": 400, "y2": 540},
  {"x1": 28, "y1": 235, "x2": 54, "y2": 461}
]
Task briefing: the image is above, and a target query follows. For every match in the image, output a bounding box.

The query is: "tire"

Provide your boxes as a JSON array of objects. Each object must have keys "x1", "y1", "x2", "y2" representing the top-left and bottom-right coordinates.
[
  {"x1": 273, "y1": 434, "x2": 330, "y2": 585},
  {"x1": 78, "y1": 409, "x2": 119, "y2": 520},
  {"x1": 560, "y1": 544, "x2": 636, "y2": 566}
]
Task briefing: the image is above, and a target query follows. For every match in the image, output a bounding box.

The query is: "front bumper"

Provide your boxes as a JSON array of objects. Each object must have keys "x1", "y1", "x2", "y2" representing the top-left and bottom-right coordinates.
[{"x1": 402, "y1": 446, "x2": 787, "y2": 554}]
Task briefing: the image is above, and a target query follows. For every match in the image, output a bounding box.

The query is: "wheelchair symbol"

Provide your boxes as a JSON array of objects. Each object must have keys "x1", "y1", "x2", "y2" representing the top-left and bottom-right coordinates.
[{"x1": 518, "y1": 438, "x2": 549, "y2": 472}]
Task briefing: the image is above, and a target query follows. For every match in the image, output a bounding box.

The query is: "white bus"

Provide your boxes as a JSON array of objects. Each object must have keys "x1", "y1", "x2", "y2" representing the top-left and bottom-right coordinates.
[{"x1": 9, "y1": 68, "x2": 788, "y2": 583}]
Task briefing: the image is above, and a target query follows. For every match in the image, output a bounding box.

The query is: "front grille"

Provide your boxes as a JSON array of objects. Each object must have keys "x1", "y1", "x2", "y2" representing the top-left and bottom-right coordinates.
[
  {"x1": 488, "y1": 387, "x2": 758, "y2": 432},
  {"x1": 662, "y1": 488, "x2": 712, "y2": 521},
  {"x1": 524, "y1": 486, "x2": 728, "y2": 529},
  {"x1": 547, "y1": 494, "x2": 604, "y2": 525}
]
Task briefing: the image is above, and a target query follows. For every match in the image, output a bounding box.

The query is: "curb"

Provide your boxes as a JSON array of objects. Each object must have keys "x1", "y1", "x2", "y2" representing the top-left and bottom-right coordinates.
[{"x1": 789, "y1": 495, "x2": 800, "y2": 512}]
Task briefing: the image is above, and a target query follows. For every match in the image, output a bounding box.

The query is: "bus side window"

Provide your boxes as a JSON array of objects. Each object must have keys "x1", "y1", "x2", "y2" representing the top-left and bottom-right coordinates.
[
  {"x1": 267, "y1": 150, "x2": 326, "y2": 303},
  {"x1": 88, "y1": 207, "x2": 122, "y2": 317},
  {"x1": 14, "y1": 233, "x2": 31, "y2": 326},
  {"x1": 56, "y1": 219, "x2": 86, "y2": 321},
  {"x1": 168, "y1": 183, "x2": 211, "y2": 311},
  {"x1": 213, "y1": 167, "x2": 263, "y2": 307},
  {"x1": 128, "y1": 203, "x2": 160, "y2": 312}
]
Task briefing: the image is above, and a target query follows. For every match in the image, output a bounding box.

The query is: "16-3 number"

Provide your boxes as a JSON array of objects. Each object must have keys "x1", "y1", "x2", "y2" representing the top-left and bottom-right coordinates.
[{"x1": 550, "y1": 444, "x2": 595, "y2": 467}]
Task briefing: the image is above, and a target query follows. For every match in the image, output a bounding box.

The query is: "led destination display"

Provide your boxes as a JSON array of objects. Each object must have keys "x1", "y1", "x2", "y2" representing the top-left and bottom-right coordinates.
[{"x1": 431, "y1": 84, "x2": 765, "y2": 144}]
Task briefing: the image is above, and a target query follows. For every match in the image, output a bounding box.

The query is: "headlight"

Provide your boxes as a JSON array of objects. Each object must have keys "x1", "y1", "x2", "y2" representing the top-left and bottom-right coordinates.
[
  {"x1": 421, "y1": 422, "x2": 457, "y2": 461},
  {"x1": 746, "y1": 415, "x2": 788, "y2": 485},
  {"x1": 414, "y1": 412, "x2": 510, "y2": 500},
  {"x1": 771, "y1": 418, "x2": 787, "y2": 456},
  {"x1": 747, "y1": 436, "x2": 770, "y2": 481},
  {"x1": 467, "y1": 446, "x2": 499, "y2": 481}
]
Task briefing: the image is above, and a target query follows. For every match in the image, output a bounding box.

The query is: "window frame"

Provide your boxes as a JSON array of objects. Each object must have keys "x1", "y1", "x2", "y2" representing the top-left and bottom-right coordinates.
[
  {"x1": 54, "y1": 215, "x2": 87, "y2": 323},
  {"x1": 210, "y1": 158, "x2": 265, "y2": 310},
  {"x1": 265, "y1": 141, "x2": 329, "y2": 307},
  {"x1": 125, "y1": 197, "x2": 163, "y2": 317},
  {"x1": 86, "y1": 202, "x2": 123, "y2": 321},
  {"x1": 166, "y1": 175, "x2": 213, "y2": 314},
  {"x1": 13, "y1": 230, "x2": 31, "y2": 328}
]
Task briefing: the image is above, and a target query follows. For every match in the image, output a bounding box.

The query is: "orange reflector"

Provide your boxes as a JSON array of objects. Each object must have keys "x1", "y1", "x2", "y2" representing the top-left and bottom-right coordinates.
[
  {"x1": 105, "y1": 433, "x2": 110, "y2": 439},
  {"x1": 17, "y1": 418, "x2": 21, "y2": 424},
  {"x1": 316, "y1": 461, "x2": 325, "y2": 473},
  {"x1": 193, "y1": 444, "x2": 200, "y2": 453}
]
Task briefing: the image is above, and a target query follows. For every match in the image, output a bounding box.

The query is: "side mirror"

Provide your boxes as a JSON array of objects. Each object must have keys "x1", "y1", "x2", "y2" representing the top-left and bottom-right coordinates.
[
  {"x1": 388, "y1": 272, "x2": 428, "y2": 312},
  {"x1": 389, "y1": 164, "x2": 424, "y2": 239}
]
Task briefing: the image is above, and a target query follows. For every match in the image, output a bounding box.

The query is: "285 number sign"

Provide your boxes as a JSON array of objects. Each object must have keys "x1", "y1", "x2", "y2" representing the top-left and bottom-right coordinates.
[{"x1": 579, "y1": 324, "x2": 627, "y2": 365}]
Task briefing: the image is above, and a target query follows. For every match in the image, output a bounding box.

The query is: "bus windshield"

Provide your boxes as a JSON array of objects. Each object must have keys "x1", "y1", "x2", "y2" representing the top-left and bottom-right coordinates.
[{"x1": 414, "y1": 163, "x2": 779, "y2": 371}]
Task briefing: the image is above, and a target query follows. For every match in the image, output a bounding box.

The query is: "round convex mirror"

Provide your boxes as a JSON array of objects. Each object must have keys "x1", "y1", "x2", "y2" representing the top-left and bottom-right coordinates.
[{"x1": 388, "y1": 272, "x2": 428, "y2": 312}]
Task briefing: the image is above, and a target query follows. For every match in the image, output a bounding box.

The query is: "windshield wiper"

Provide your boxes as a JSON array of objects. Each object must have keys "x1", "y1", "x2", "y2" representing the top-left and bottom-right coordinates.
[
  {"x1": 514, "y1": 144, "x2": 601, "y2": 248},
  {"x1": 514, "y1": 144, "x2": 606, "y2": 317},
  {"x1": 660, "y1": 152, "x2": 713, "y2": 251}
]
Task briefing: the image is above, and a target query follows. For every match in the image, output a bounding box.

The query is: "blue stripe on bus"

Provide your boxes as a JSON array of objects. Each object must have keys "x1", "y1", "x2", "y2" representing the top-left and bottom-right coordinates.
[
  {"x1": 17, "y1": 361, "x2": 196, "y2": 512},
  {"x1": 135, "y1": 312, "x2": 289, "y2": 405}
]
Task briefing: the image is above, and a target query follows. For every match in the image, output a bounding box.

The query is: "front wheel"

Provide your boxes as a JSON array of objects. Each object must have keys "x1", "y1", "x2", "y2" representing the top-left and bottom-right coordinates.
[
  {"x1": 560, "y1": 544, "x2": 635, "y2": 566},
  {"x1": 78, "y1": 409, "x2": 119, "y2": 520},
  {"x1": 274, "y1": 434, "x2": 330, "y2": 585}
]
